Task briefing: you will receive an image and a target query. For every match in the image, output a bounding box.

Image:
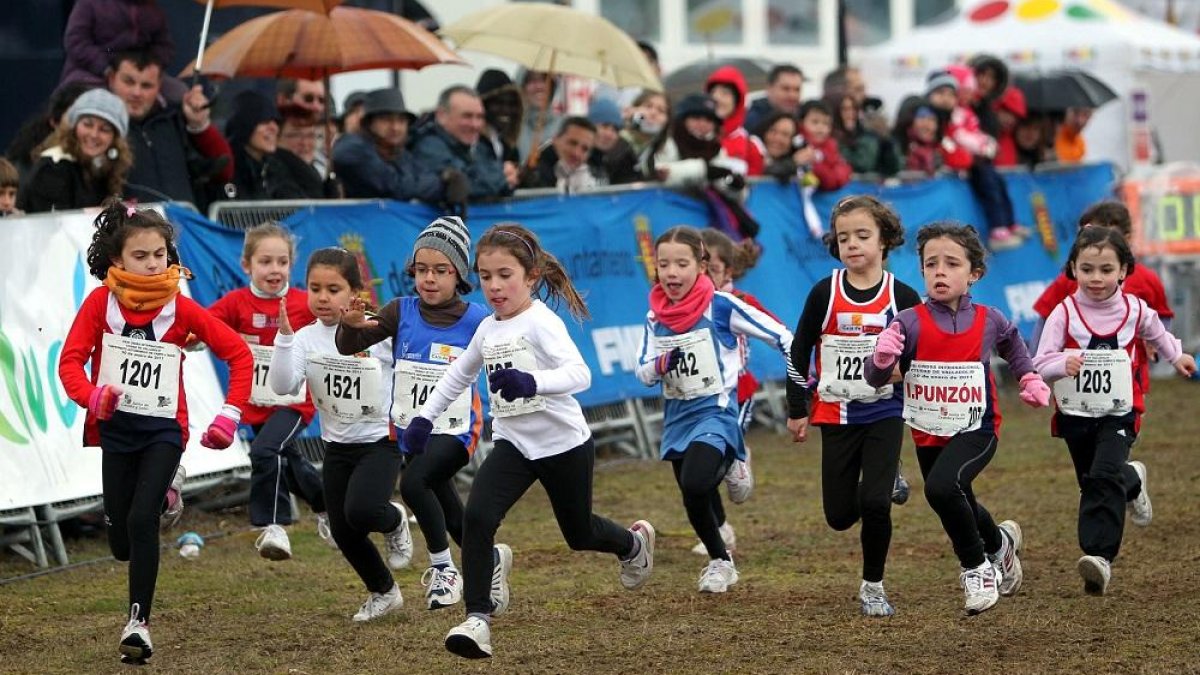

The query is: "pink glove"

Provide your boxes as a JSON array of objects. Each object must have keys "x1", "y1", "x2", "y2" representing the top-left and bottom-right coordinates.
[
  {"x1": 200, "y1": 405, "x2": 241, "y2": 450},
  {"x1": 1019, "y1": 372, "x2": 1051, "y2": 408},
  {"x1": 88, "y1": 384, "x2": 122, "y2": 421},
  {"x1": 873, "y1": 323, "x2": 905, "y2": 369}
]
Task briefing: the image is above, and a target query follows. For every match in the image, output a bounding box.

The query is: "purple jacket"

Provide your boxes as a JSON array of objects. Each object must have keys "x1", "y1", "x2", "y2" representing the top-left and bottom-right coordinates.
[
  {"x1": 59, "y1": 0, "x2": 174, "y2": 89},
  {"x1": 864, "y1": 293, "x2": 1035, "y2": 387}
]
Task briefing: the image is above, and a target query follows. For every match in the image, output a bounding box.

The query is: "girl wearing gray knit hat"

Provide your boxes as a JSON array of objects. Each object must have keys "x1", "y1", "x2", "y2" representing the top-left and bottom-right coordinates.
[
  {"x1": 20, "y1": 88, "x2": 133, "y2": 213},
  {"x1": 336, "y1": 215, "x2": 504, "y2": 613}
]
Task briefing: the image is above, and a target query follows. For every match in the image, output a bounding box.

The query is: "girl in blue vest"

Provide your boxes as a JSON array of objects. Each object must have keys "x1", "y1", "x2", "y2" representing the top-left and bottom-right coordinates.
[
  {"x1": 864, "y1": 222, "x2": 1051, "y2": 616},
  {"x1": 337, "y1": 216, "x2": 492, "y2": 611},
  {"x1": 638, "y1": 225, "x2": 799, "y2": 593}
]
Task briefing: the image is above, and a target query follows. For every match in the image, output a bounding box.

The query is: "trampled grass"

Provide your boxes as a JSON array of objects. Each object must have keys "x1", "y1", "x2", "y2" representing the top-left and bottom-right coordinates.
[{"x1": 2, "y1": 379, "x2": 1200, "y2": 674}]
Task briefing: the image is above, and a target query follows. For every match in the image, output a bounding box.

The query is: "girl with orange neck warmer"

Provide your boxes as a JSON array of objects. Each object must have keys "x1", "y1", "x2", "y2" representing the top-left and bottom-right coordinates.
[{"x1": 57, "y1": 199, "x2": 253, "y2": 665}]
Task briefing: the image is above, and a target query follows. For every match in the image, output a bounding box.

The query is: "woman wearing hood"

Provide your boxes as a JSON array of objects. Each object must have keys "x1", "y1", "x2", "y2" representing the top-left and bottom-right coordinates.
[
  {"x1": 705, "y1": 66, "x2": 765, "y2": 176},
  {"x1": 969, "y1": 54, "x2": 1009, "y2": 140},
  {"x1": 224, "y1": 90, "x2": 309, "y2": 200}
]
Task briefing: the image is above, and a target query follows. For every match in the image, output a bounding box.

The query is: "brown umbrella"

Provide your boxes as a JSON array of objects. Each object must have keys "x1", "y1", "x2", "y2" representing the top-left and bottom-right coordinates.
[{"x1": 190, "y1": 0, "x2": 345, "y2": 76}]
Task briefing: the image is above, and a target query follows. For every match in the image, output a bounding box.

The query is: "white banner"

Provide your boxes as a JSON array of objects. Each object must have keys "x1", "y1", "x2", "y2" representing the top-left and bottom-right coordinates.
[{"x1": 0, "y1": 209, "x2": 250, "y2": 510}]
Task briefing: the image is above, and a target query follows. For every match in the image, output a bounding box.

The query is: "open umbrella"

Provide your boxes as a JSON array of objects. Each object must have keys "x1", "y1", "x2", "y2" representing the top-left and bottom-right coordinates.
[
  {"x1": 1012, "y1": 69, "x2": 1119, "y2": 113},
  {"x1": 190, "y1": 0, "x2": 344, "y2": 76},
  {"x1": 664, "y1": 57, "x2": 777, "y2": 103},
  {"x1": 440, "y1": 2, "x2": 661, "y2": 166}
]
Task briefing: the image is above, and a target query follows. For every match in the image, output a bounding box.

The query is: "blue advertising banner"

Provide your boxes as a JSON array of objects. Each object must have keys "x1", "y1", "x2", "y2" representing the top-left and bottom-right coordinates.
[{"x1": 168, "y1": 162, "x2": 1116, "y2": 407}]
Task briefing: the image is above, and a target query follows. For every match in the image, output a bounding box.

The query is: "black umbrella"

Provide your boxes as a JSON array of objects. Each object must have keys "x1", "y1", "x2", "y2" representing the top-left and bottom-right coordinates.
[
  {"x1": 1012, "y1": 69, "x2": 1118, "y2": 113},
  {"x1": 664, "y1": 57, "x2": 777, "y2": 102}
]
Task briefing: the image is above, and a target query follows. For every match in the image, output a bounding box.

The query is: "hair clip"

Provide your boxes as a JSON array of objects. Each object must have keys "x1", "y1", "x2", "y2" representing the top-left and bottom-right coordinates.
[{"x1": 126, "y1": 205, "x2": 137, "y2": 217}]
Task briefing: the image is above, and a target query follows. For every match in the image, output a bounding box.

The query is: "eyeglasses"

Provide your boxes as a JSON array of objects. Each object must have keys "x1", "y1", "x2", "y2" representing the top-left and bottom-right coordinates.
[
  {"x1": 300, "y1": 93, "x2": 326, "y2": 105},
  {"x1": 413, "y1": 264, "x2": 455, "y2": 277}
]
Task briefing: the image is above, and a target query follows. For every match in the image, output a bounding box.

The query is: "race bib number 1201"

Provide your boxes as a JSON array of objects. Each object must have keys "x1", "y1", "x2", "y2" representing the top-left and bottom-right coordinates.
[{"x1": 97, "y1": 333, "x2": 181, "y2": 419}]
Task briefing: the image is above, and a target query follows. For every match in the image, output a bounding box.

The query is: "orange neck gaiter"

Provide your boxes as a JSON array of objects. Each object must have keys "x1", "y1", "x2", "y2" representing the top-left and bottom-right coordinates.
[{"x1": 104, "y1": 264, "x2": 192, "y2": 311}]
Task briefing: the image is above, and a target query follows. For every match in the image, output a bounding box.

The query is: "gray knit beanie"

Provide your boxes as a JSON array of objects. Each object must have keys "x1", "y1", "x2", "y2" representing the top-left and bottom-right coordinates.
[
  {"x1": 413, "y1": 216, "x2": 472, "y2": 294},
  {"x1": 925, "y1": 70, "x2": 959, "y2": 97},
  {"x1": 68, "y1": 89, "x2": 130, "y2": 138}
]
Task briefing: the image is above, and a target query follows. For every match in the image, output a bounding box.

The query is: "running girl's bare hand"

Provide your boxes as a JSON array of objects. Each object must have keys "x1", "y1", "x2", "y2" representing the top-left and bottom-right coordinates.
[
  {"x1": 1173, "y1": 353, "x2": 1197, "y2": 378},
  {"x1": 340, "y1": 296, "x2": 378, "y2": 329},
  {"x1": 277, "y1": 299, "x2": 293, "y2": 335},
  {"x1": 1065, "y1": 354, "x2": 1084, "y2": 377},
  {"x1": 787, "y1": 417, "x2": 809, "y2": 443}
]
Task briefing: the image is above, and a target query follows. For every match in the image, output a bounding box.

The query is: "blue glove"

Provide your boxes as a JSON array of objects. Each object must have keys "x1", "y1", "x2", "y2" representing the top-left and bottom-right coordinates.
[
  {"x1": 488, "y1": 368, "x2": 538, "y2": 402},
  {"x1": 654, "y1": 347, "x2": 684, "y2": 377},
  {"x1": 402, "y1": 416, "x2": 433, "y2": 455}
]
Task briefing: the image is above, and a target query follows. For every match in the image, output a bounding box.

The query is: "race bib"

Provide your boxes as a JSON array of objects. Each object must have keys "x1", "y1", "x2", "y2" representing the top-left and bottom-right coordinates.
[
  {"x1": 482, "y1": 338, "x2": 546, "y2": 418},
  {"x1": 97, "y1": 333, "x2": 181, "y2": 419},
  {"x1": 392, "y1": 360, "x2": 471, "y2": 435},
  {"x1": 902, "y1": 360, "x2": 987, "y2": 436},
  {"x1": 248, "y1": 345, "x2": 306, "y2": 408},
  {"x1": 305, "y1": 353, "x2": 383, "y2": 424},
  {"x1": 817, "y1": 335, "x2": 891, "y2": 403},
  {"x1": 656, "y1": 330, "x2": 723, "y2": 401},
  {"x1": 1053, "y1": 349, "x2": 1134, "y2": 417}
]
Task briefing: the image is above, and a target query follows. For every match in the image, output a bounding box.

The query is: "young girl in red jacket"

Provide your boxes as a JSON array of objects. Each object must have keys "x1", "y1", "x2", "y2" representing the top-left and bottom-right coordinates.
[
  {"x1": 58, "y1": 200, "x2": 252, "y2": 664},
  {"x1": 208, "y1": 222, "x2": 332, "y2": 561},
  {"x1": 796, "y1": 100, "x2": 852, "y2": 192}
]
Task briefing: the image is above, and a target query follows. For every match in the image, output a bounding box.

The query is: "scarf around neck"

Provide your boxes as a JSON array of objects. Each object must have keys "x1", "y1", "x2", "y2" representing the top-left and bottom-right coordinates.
[
  {"x1": 104, "y1": 264, "x2": 192, "y2": 311},
  {"x1": 650, "y1": 273, "x2": 715, "y2": 333}
]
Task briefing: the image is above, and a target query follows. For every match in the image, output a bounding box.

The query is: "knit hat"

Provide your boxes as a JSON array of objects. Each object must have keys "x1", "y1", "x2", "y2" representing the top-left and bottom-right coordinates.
[
  {"x1": 925, "y1": 69, "x2": 958, "y2": 96},
  {"x1": 588, "y1": 98, "x2": 623, "y2": 128},
  {"x1": 674, "y1": 93, "x2": 721, "y2": 124},
  {"x1": 412, "y1": 216, "x2": 472, "y2": 294},
  {"x1": 67, "y1": 89, "x2": 129, "y2": 138}
]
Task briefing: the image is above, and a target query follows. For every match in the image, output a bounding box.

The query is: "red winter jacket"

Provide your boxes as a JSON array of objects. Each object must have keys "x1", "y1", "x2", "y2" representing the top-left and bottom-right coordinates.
[
  {"x1": 706, "y1": 65, "x2": 765, "y2": 176},
  {"x1": 801, "y1": 134, "x2": 852, "y2": 191}
]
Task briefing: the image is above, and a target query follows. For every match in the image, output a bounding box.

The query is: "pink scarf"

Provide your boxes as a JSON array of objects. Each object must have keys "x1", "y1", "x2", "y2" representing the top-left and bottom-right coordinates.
[{"x1": 650, "y1": 274, "x2": 715, "y2": 333}]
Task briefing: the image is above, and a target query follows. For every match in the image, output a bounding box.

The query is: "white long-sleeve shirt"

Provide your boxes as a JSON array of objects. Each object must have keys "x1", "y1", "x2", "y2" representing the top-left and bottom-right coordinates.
[
  {"x1": 269, "y1": 320, "x2": 394, "y2": 444},
  {"x1": 419, "y1": 300, "x2": 590, "y2": 459}
]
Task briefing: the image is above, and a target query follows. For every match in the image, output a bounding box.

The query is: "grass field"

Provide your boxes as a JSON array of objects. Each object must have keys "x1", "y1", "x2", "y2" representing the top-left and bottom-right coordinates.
[{"x1": 3, "y1": 379, "x2": 1200, "y2": 674}]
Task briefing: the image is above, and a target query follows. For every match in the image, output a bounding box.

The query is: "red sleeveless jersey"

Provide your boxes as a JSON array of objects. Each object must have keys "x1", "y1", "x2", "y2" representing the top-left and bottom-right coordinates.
[{"x1": 910, "y1": 303, "x2": 1001, "y2": 447}]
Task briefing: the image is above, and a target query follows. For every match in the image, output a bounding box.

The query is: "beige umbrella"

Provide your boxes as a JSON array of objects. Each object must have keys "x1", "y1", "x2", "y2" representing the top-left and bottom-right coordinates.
[{"x1": 440, "y1": 3, "x2": 662, "y2": 166}]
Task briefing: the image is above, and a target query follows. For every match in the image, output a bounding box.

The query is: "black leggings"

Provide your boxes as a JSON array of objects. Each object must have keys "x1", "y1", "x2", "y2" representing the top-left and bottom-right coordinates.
[
  {"x1": 672, "y1": 440, "x2": 733, "y2": 561},
  {"x1": 400, "y1": 435, "x2": 469, "y2": 555},
  {"x1": 322, "y1": 438, "x2": 403, "y2": 594},
  {"x1": 1060, "y1": 415, "x2": 1141, "y2": 561},
  {"x1": 248, "y1": 408, "x2": 324, "y2": 526},
  {"x1": 461, "y1": 437, "x2": 634, "y2": 616},
  {"x1": 916, "y1": 431, "x2": 1002, "y2": 569},
  {"x1": 819, "y1": 418, "x2": 904, "y2": 582},
  {"x1": 102, "y1": 442, "x2": 184, "y2": 622}
]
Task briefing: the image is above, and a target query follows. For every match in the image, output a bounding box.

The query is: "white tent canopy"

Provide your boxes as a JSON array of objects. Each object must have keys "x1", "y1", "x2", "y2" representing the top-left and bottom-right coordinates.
[{"x1": 859, "y1": 0, "x2": 1200, "y2": 170}]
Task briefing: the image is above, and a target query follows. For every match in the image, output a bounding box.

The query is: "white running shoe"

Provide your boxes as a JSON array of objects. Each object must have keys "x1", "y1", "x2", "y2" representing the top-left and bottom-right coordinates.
[
  {"x1": 118, "y1": 604, "x2": 152, "y2": 663},
  {"x1": 724, "y1": 449, "x2": 754, "y2": 504},
  {"x1": 1078, "y1": 555, "x2": 1112, "y2": 596},
  {"x1": 618, "y1": 520, "x2": 655, "y2": 590},
  {"x1": 255, "y1": 524, "x2": 292, "y2": 561},
  {"x1": 697, "y1": 557, "x2": 739, "y2": 593},
  {"x1": 316, "y1": 512, "x2": 337, "y2": 549},
  {"x1": 445, "y1": 616, "x2": 492, "y2": 659},
  {"x1": 859, "y1": 580, "x2": 895, "y2": 617},
  {"x1": 422, "y1": 566, "x2": 463, "y2": 610},
  {"x1": 352, "y1": 583, "x2": 404, "y2": 622},
  {"x1": 161, "y1": 465, "x2": 185, "y2": 530},
  {"x1": 490, "y1": 544, "x2": 513, "y2": 616},
  {"x1": 690, "y1": 522, "x2": 737, "y2": 556},
  {"x1": 383, "y1": 502, "x2": 414, "y2": 570},
  {"x1": 990, "y1": 520, "x2": 1024, "y2": 597},
  {"x1": 960, "y1": 561, "x2": 1000, "y2": 615},
  {"x1": 1128, "y1": 461, "x2": 1152, "y2": 527}
]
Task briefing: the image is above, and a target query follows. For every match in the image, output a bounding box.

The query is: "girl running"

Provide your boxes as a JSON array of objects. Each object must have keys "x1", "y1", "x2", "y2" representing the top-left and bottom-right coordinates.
[
  {"x1": 336, "y1": 216, "x2": 489, "y2": 610},
  {"x1": 638, "y1": 225, "x2": 797, "y2": 594},
  {"x1": 208, "y1": 222, "x2": 330, "y2": 560},
  {"x1": 784, "y1": 196, "x2": 923, "y2": 616},
  {"x1": 1033, "y1": 226, "x2": 1196, "y2": 595},
  {"x1": 864, "y1": 222, "x2": 1050, "y2": 616},
  {"x1": 402, "y1": 223, "x2": 655, "y2": 660},
  {"x1": 58, "y1": 200, "x2": 252, "y2": 663},
  {"x1": 268, "y1": 247, "x2": 413, "y2": 623}
]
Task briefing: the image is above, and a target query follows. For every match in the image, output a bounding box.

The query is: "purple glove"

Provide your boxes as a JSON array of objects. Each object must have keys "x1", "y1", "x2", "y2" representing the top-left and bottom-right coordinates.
[
  {"x1": 200, "y1": 406, "x2": 241, "y2": 449},
  {"x1": 872, "y1": 323, "x2": 906, "y2": 369},
  {"x1": 488, "y1": 368, "x2": 538, "y2": 402},
  {"x1": 402, "y1": 417, "x2": 433, "y2": 455},
  {"x1": 1018, "y1": 372, "x2": 1052, "y2": 408},
  {"x1": 88, "y1": 384, "x2": 122, "y2": 421},
  {"x1": 654, "y1": 347, "x2": 683, "y2": 377}
]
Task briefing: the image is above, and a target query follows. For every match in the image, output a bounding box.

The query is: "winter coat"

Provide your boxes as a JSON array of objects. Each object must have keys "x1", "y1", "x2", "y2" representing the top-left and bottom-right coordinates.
[
  {"x1": 331, "y1": 131, "x2": 442, "y2": 202},
  {"x1": 19, "y1": 147, "x2": 110, "y2": 213},
  {"x1": 274, "y1": 148, "x2": 338, "y2": 199},
  {"x1": 837, "y1": 127, "x2": 900, "y2": 176},
  {"x1": 903, "y1": 133, "x2": 972, "y2": 175},
  {"x1": 800, "y1": 134, "x2": 852, "y2": 191},
  {"x1": 743, "y1": 98, "x2": 782, "y2": 139},
  {"x1": 705, "y1": 65, "x2": 766, "y2": 176},
  {"x1": 59, "y1": 0, "x2": 173, "y2": 90},
  {"x1": 409, "y1": 122, "x2": 511, "y2": 200},
  {"x1": 521, "y1": 143, "x2": 608, "y2": 192},
  {"x1": 594, "y1": 136, "x2": 642, "y2": 185},
  {"x1": 124, "y1": 104, "x2": 234, "y2": 208}
]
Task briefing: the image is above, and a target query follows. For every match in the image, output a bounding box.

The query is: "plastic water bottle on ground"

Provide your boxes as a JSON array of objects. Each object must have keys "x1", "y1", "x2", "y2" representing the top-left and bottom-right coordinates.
[{"x1": 178, "y1": 531, "x2": 204, "y2": 558}]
